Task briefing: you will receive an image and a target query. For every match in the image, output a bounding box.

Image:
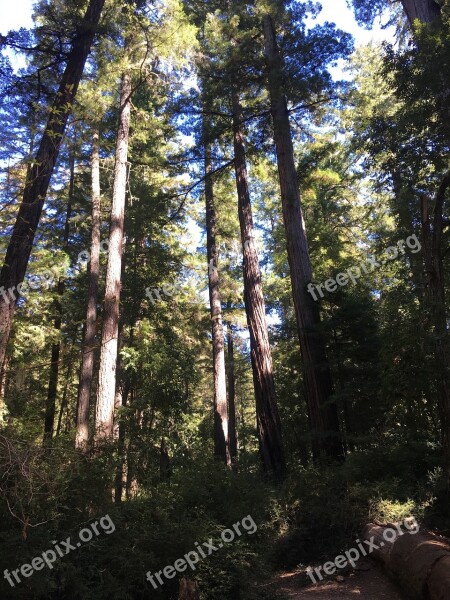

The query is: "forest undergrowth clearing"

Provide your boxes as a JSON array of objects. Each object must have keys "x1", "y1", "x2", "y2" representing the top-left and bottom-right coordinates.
[{"x1": 274, "y1": 559, "x2": 406, "y2": 599}]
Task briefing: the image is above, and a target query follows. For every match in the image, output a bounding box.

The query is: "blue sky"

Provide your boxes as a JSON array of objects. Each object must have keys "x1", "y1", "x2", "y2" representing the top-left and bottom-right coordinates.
[{"x1": 0, "y1": 0, "x2": 394, "y2": 42}]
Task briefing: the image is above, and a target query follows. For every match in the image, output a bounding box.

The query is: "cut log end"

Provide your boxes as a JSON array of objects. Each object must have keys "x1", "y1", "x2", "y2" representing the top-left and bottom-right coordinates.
[{"x1": 363, "y1": 523, "x2": 450, "y2": 600}]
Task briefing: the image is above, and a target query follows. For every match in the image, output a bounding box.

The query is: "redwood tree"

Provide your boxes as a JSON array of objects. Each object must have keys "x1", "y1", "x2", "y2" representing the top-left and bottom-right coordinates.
[
  {"x1": 76, "y1": 131, "x2": 101, "y2": 448},
  {"x1": 232, "y1": 86, "x2": 285, "y2": 479},
  {"x1": 204, "y1": 127, "x2": 230, "y2": 465},
  {"x1": 263, "y1": 13, "x2": 344, "y2": 460},
  {"x1": 400, "y1": 0, "x2": 441, "y2": 25},
  {"x1": 95, "y1": 72, "x2": 132, "y2": 440},
  {"x1": 226, "y1": 314, "x2": 238, "y2": 461},
  {"x1": 43, "y1": 151, "x2": 75, "y2": 442},
  {"x1": 0, "y1": 0, "x2": 106, "y2": 369}
]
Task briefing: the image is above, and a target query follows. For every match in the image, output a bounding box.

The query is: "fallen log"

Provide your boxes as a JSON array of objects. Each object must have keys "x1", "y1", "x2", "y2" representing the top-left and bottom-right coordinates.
[{"x1": 363, "y1": 522, "x2": 450, "y2": 600}]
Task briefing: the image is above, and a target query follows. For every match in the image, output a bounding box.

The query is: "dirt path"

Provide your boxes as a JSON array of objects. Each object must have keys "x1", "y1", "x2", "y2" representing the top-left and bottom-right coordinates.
[{"x1": 275, "y1": 560, "x2": 407, "y2": 599}]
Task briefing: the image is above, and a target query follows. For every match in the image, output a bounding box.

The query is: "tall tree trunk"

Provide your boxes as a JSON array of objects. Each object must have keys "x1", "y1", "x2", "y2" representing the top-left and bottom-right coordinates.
[
  {"x1": 263, "y1": 15, "x2": 344, "y2": 461},
  {"x1": 231, "y1": 86, "x2": 285, "y2": 480},
  {"x1": 400, "y1": 0, "x2": 441, "y2": 25},
  {"x1": 44, "y1": 152, "x2": 74, "y2": 442},
  {"x1": 421, "y1": 174, "x2": 450, "y2": 488},
  {"x1": 204, "y1": 128, "x2": 230, "y2": 465},
  {"x1": 0, "y1": 0, "x2": 106, "y2": 368},
  {"x1": 226, "y1": 313, "x2": 238, "y2": 461},
  {"x1": 76, "y1": 131, "x2": 101, "y2": 448},
  {"x1": 95, "y1": 72, "x2": 131, "y2": 440}
]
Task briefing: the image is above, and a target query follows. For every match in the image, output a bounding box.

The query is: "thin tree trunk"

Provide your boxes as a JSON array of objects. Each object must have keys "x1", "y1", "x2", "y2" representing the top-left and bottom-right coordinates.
[
  {"x1": 421, "y1": 174, "x2": 450, "y2": 488},
  {"x1": 76, "y1": 131, "x2": 101, "y2": 448},
  {"x1": 160, "y1": 438, "x2": 173, "y2": 481},
  {"x1": 95, "y1": 72, "x2": 131, "y2": 440},
  {"x1": 44, "y1": 152, "x2": 74, "y2": 442},
  {"x1": 226, "y1": 310, "x2": 238, "y2": 460},
  {"x1": 0, "y1": 0, "x2": 106, "y2": 368},
  {"x1": 56, "y1": 357, "x2": 73, "y2": 436},
  {"x1": 263, "y1": 15, "x2": 344, "y2": 461},
  {"x1": 0, "y1": 354, "x2": 9, "y2": 423},
  {"x1": 204, "y1": 127, "x2": 230, "y2": 465},
  {"x1": 231, "y1": 86, "x2": 285, "y2": 480},
  {"x1": 114, "y1": 378, "x2": 130, "y2": 504}
]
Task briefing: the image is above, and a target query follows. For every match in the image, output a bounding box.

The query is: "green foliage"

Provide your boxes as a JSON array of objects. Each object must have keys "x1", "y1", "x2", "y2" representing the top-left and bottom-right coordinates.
[
  {"x1": 271, "y1": 445, "x2": 440, "y2": 571},
  {"x1": 0, "y1": 443, "x2": 281, "y2": 599},
  {"x1": 2, "y1": 1, "x2": 450, "y2": 598}
]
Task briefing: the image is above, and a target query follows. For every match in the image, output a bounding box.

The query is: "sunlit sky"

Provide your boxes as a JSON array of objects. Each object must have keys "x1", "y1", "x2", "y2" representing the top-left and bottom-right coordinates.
[{"x1": 0, "y1": 0, "x2": 394, "y2": 42}]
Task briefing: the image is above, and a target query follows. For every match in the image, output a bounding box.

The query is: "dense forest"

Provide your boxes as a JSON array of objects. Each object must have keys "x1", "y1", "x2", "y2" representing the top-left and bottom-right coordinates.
[{"x1": 1, "y1": 0, "x2": 450, "y2": 598}]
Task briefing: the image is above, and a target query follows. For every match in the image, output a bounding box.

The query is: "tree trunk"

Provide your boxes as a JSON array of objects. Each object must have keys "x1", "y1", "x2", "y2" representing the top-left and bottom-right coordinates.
[
  {"x1": 363, "y1": 522, "x2": 450, "y2": 599},
  {"x1": 56, "y1": 357, "x2": 73, "y2": 436},
  {"x1": 44, "y1": 152, "x2": 74, "y2": 442},
  {"x1": 0, "y1": 0, "x2": 106, "y2": 368},
  {"x1": 226, "y1": 312, "x2": 238, "y2": 460},
  {"x1": 179, "y1": 578, "x2": 200, "y2": 600},
  {"x1": 76, "y1": 131, "x2": 101, "y2": 449},
  {"x1": 263, "y1": 14, "x2": 344, "y2": 461},
  {"x1": 204, "y1": 129, "x2": 230, "y2": 465},
  {"x1": 421, "y1": 175, "x2": 450, "y2": 488},
  {"x1": 400, "y1": 0, "x2": 441, "y2": 25},
  {"x1": 160, "y1": 437, "x2": 173, "y2": 481},
  {"x1": 0, "y1": 354, "x2": 9, "y2": 423},
  {"x1": 232, "y1": 86, "x2": 285, "y2": 480},
  {"x1": 95, "y1": 72, "x2": 131, "y2": 441},
  {"x1": 114, "y1": 377, "x2": 130, "y2": 504}
]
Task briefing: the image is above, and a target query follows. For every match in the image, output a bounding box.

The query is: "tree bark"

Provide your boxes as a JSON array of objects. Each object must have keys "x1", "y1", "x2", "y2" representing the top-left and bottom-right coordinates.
[
  {"x1": 420, "y1": 174, "x2": 450, "y2": 488},
  {"x1": 363, "y1": 522, "x2": 450, "y2": 599},
  {"x1": 263, "y1": 14, "x2": 344, "y2": 461},
  {"x1": 226, "y1": 312, "x2": 238, "y2": 461},
  {"x1": 43, "y1": 152, "x2": 74, "y2": 442},
  {"x1": 56, "y1": 357, "x2": 73, "y2": 436},
  {"x1": 179, "y1": 578, "x2": 199, "y2": 600},
  {"x1": 400, "y1": 0, "x2": 441, "y2": 26},
  {"x1": 0, "y1": 354, "x2": 9, "y2": 423},
  {"x1": 114, "y1": 377, "x2": 130, "y2": 504},
  {"x1": 95, "y1": 71, "x2": 131, "y2": 440},
  {"x1": 160, "y1": 437, "x2": 173, "y2": 481},
  {"x1": 204, "y1": 129, "x2": 230, "y2": 466},
  {"x1": 76, "y1": 131, "x2": 101, "y2": 449},
  {"x1": 0, "y1": 0, "x2": 106, "y2": 369},
  {"x1": 232, "y1": 86, "x2": 285, "y2": 480}
]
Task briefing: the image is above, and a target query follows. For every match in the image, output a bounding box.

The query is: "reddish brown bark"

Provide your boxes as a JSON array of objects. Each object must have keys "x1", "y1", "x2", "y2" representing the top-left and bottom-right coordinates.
[
  {"x1": 226, "y1": 314, "x2": 238, "y2": 461},
  {"x1": 76, "y1": 131, "x2": 101, "y2": 448},
  {"x1": 421, "y1": 174, "x2": 450, "y2": 487},
  {"x1": 232, "y1": 86, "x2": 285, "y2": 479},
  {"x1": 400, "y1": 0, "x2": 441, "y2": 25},
  {"x1": 0, "y1": 0, "x2": 106, "y2": 369},
  {"x1": 263, "y1": 14, "x2": 344, "y2": 461}
]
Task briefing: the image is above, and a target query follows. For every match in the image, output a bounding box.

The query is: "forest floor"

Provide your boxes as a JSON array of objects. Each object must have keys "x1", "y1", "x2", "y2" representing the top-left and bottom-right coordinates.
[{"x1": 273, "y1": 559, "x2": 407, "y2": 599}]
